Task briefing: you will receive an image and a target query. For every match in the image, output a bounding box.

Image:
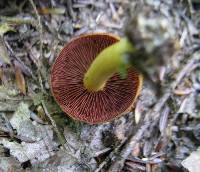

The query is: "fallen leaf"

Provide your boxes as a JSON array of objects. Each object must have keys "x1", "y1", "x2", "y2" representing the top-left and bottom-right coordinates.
[
  {"x1": 0, "y1": 23, "x2": 14, "y2": 36},
  {"x1": 15, "y1": 65, "x2": 26, "y2": 94},
  {"x1": 159, "y1": 106, "x2": 170, "y2": 135},
  {"x1": 174, "y1": 88, "x2": 193, "y2": 95},
  {"x1": 134, "y1": 101, "x2": 143, "y2": 124},
  {"x1": 132, "y1": 142, "x2": 141, "y2": 157},
  {"x1": 0, "y1": 37, "x2": 11, "y2": 64},
  {"x1": 10, "y1": 102, "x2": 30, "y2": 130},
  {"x1": 38, "y1": 7, "x2": 65, "y2": 15},
  {"x1": 178, "y1": 93, "x2": 197, "y2": 117},
  {"x1": 159, "y1": 66, "x2": 166, "y2": 81},
  {"x1": 7, "y1": 166, "x2": 14, "y2": 172},
  {"x1": 36, "y1": 105, "x2": 47, "y2": 122},
  {"x1": 0, "y1": 67, "x2": 3, "y2": 82},
  {"x1": 0, "y1": 157, "x2": 23, "y2": 172}
]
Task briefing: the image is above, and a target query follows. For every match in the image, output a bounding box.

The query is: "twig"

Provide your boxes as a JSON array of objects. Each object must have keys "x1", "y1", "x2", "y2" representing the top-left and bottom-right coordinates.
[
  {"x1": 28, "y1": 0, "x2": 46, "y2": 92},
  {"x1": 28, "y1": 0, "x2": 43, "y2": 59},
  {"x1": 94, "y1": 138, "x2": 128, "y2": 172},
  {"x1": 109, "y1": 2, "x2": 119, "y2": 21},
  {"x1": 4, "y1": 40, "x2": 36, "y2": 79},
  {"x1": 41, "y1": 100, "x2": 92, "y2": 170},
  {"x1": 41, "y1": 101, "x2": 82, "y2": 158},
  {"x1": 171, "y1": 53, "x2": 200, "y2": 90},
  {"x1": 66, "y1": 0, "x2": 75, "y2": 20},
  {"x1": 0, "y1": 16, "x2": 36, "y2": 25},
  {"x1": 41, "y1": 100, "x2": 66, "y2": 147},
  {"x1": 187, "y1": 0, "x2": 195, "y2": 17}
]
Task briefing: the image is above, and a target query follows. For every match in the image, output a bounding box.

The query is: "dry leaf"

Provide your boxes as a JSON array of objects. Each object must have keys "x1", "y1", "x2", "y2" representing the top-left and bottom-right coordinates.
[
  {"x1": 132, "y1": 142, "x2": 141, "y2": 157},
  {"x1": 135, "y1": 101, "x2": 143, "y2": 124},
  {"x1": 159, "y1": 106, "x2": 170, "y2": 135},
  {"x1": 0, "y1": 67, "x2": 3, "y2": 82},
  {"x1": 37, "y1": 105, "x2": 47, "y2": 122},
  {"x1": 159, "y1": 66, "x2": 166, "y2": 81},
  {"x1": 0, "y1": 37, "x2": 11, "y2": 64},
  {"x1": 174, "y1": 88, "x2": 193, "y2": 95},
  {"x1": 7, "y1": 166, "x2": 14, "y2": 172},
  {"x1": 0, "y1": 23, "x2": 14, "y2": 36},
  {"x1": 38, "y1": 7, "x2": 65, "y2": 15},
  {"x1": 15, "y1": 66, "x2": 26, "y2": 94}
]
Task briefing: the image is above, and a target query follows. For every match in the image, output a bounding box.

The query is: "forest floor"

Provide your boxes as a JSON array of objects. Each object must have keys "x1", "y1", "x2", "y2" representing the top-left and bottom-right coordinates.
[{"x1": 0, "y1": 0, "x2": 200, "y2": 172}]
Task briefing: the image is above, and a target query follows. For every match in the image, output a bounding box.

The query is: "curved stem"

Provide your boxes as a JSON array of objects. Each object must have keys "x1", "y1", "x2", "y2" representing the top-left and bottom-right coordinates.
[{"x1": 83, "y1": 38, "x2": 135, "y2": 92}]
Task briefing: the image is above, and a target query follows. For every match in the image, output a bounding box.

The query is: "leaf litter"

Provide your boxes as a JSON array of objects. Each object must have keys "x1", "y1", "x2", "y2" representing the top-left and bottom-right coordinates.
[{"x1": 0, "y1": 0, "x2": 200, "y2": 172}]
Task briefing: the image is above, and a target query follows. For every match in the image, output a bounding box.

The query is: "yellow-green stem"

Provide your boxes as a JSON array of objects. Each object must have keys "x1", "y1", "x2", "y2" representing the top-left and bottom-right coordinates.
[{"x1": 83, "y1": 38, "x2": 134, "y2": 92}]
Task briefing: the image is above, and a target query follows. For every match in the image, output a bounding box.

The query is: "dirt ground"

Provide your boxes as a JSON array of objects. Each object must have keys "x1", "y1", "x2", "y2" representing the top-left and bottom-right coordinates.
[{"x1": 0, "y1": 0, "x2": 200, "y2": 172}]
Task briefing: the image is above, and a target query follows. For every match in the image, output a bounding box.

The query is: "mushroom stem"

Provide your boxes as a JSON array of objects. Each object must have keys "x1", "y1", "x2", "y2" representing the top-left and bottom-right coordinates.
[{"x1": 83, "y1": 38, "x2": 134, "y2": 92}]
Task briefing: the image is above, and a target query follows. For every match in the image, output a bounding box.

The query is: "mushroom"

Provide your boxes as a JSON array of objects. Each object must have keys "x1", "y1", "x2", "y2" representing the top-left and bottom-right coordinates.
[{"x1": 51, "y1": 33, "x2": 143, "y2": 124}]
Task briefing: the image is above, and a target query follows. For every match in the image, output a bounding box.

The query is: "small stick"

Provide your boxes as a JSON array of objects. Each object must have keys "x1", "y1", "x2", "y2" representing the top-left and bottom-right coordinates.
[
  {"x1": 0, "y1": 16, "x2": 36, "y2": 25},
  {"x1": 66, "y1": 0, "x2": 75, "y2": 20},
  {"x1": 41, "y1": 100, "x2": 67, "y2": 147},
  {"x1": 5, "y1": 40, "x2": 36, "y2": 79},
  {"x1": 28, "y1": 0, "x2": 43, "y2": 60},
  {"x1": 28, "y1": 0, "x2": 47, "y2": 93}
]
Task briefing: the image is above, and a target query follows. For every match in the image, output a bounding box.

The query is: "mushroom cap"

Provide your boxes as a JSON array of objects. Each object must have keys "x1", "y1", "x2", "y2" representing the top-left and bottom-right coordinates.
[{"x1": 51, "y1": 33, "x2": 142, "y2": 124}]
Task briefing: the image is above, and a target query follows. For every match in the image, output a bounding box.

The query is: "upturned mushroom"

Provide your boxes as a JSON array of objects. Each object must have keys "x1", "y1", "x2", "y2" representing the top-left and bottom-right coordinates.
[{"x1": 51, "y1": 33, "x2": 143, "y2": 124}]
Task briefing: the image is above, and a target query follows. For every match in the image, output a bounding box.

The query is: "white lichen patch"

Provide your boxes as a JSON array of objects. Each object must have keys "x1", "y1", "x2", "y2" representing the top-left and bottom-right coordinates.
[
  {"x1": 0, "y1": 139, "x2": 29, "y2": 162},
  {"x1": 0, "y1": 124, "x2": 57, "y2": 165},
  {"x1": 10, "y1": 102, "x2": 31, "y2": 130},
  {"x1": 17, "y1": 120, "x2": 39, "y2": 141},
  {"x1": 0, "y1": 157, "x2": 23, "y2": 172},
  {"x1": 1, "y1": 102, "x2": 58, "y2": 165},
  {"x1": 182, "y1": 148, "x2": 200, "y2": 172},
  {"x1": 63, "y1": 127, "x2": 97, "y2": 170}
]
